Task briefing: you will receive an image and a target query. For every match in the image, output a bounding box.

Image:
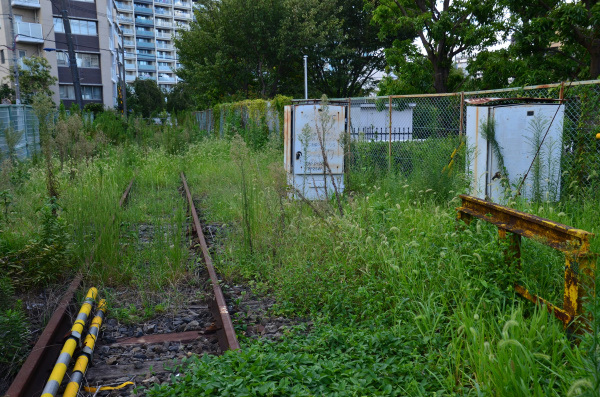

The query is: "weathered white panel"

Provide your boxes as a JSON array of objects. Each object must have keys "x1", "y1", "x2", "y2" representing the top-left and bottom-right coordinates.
[
  {"x1": 283, "y1": 103, "x2": 346, "y2": 200},
  {"x1": 293, "y1": 104, "x2": 345, "y2": 175},
  {"x1": 466, "y1": 103, "x2": 564, "y2": 202}
]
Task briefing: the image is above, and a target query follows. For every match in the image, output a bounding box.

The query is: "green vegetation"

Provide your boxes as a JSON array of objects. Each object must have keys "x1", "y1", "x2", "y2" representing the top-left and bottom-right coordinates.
[
  {"x1": 141, "y1": 137, "x2": 596, "y2": 396},
  {"x1": 0, "y1": 109, "x2": 599, "y2": 395}
]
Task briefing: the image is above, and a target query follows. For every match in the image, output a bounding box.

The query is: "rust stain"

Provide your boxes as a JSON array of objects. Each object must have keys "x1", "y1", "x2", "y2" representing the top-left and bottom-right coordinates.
[{"x1": 456, "y1": 195, "x2": 596, "y2": 331}]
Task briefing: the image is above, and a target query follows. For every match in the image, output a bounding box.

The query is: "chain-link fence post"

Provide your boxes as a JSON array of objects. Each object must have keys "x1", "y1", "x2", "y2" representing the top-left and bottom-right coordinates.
[
  {"x1": 459, "y1": 92, "x2": 465, "y2": 136},
  {"x1": 388, "y1": 96, "x2": 392, "y2": 173}
]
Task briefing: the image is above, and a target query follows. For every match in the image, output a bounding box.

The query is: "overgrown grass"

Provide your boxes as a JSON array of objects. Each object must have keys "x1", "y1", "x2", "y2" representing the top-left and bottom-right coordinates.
[
  {"x1": 1, "y1": 112, "x2": 599, "y2": 395},
  {"x1": 143, "y1": 138, "x2": 600, "y2": 396}
]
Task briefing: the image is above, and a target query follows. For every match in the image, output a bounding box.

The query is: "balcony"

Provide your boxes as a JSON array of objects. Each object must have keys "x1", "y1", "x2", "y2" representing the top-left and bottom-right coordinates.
[
  {"x1": 173, "y1": 11, "x2": 191, "y2": 19},
  {"x1": 137, "y1": 64, "x2": 155, "y2": 71},
  {"x1": 135, "y1": 29, "x2": 154, "y2": 37},
  {"x1": 136, "y1": 40, "x2": 155, "y2": 48},
  {"x1": 158, "y1": 64, "x2": 172, "y2": 71},
  {"x1": 11, "y1": 0, "x2": 40, "y2": 9},
  {"x1": 156, "y1": 32, "x2": 171, "y2": 39},
  {"x1": 125, "y1": 63, "x2": 136, "y2": 70},
  {"x1": 118, "y1": 15, "x2": 134, "y2": 23},
  {"x1": 139, "y1": 74, "x2": 155, "y2": 80},
  {"x1": 15, "y1": 22, "x2": 44, "y2": 43},
  {"x1": 134, "y1": 5, "x2": 153, "y2": 14},
  {"x1": 154, "y1": 0, "x2": 172, "y2": 5},
  {"x1": 123, "y1": 39, "x2": 135, "y2": 46},
  {"x1": 155, "y1": 20, "x2": 171, "y2": 28},
  {"x1": 122, "y1": 28, "x2": 134, "y2": 35},
  {"x1": 154, "y1": 8, "x2": 171, "y2": 16},
  {"x1": 124, "y1": 51, "x2": 135, "y2": 58},
  {"x1": 156, "y1": 43, "x2": 172, "y2": 50},
  {"x1": 136, "y1": 53, "x2": 155, "y2": 60},
  {"x1": 135, "y1": 17, "x2": 154, "y2": 26},
  {"x1": 125, "y1": 75, "x2": 136, "y2": 82},
  {"x1": 115, "y1": 2, "x2": 132, "y2": 11},
  {"x1": 156, "y1": 54, "x2": 173, "y2": 60},
  {"x1": 173, "y1": 1, "x2": 189, "y2": 7},
  {"x1": 158, "y1": 75, "x2": 175, "y2": 82}
]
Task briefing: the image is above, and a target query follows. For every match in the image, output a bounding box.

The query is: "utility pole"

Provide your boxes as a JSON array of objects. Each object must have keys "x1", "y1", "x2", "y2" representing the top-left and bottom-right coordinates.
[
  {"x1": 8, "y1": 1, "x2": 21, "y2": 104},
  {"x1": 61, "y1": 0, "x2": 83, "y2": 109},
  {"x1": 303, "y1": 55, "x2": 308, "y2": 100},
  {"x1": 116, "y1": 24, "x2": 127, "y2": 116}
]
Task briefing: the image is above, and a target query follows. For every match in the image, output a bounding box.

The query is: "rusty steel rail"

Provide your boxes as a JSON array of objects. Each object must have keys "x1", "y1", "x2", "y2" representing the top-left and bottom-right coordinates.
[
  {"x1": 180, "y1": 172, "x2": 241, "y2": 351},
  {"x1": 456, "y1": 194, "x2": 596, "y2": 331},
  {"x1": 5, "y1": 179, "x2": 135, "y2": 397}
]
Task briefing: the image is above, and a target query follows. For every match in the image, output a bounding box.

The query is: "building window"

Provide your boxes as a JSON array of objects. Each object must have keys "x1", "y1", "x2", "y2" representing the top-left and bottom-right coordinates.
[
  {"x1": 54, "y1": 17, "x2": 97, "y2": 36},
  {"x1": 57, "y1": 52, "x2": 100, "y2": 68},
  {"x1": 59, "y1": 85, "x2": 75, "y2": 99},
  {"x1": 60, "y1": 85, "x2": 102, "y2": 100},
  {"x1": 81, "y1": 86, "x2": 102, "y2": 100}
]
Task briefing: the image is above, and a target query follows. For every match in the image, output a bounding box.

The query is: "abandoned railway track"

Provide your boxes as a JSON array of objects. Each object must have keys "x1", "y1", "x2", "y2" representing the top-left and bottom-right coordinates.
[{"x1": 6, "y1": 174, "x2": 241, "y2": 396}]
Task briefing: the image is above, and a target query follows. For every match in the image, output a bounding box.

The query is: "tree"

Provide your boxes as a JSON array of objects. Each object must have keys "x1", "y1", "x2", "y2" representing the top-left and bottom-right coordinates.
[
  {"x1": 8, "y1": 56, "x2": 57, "y2": 104},
  {"x1": 370, "y1": 0, "x2": 505, "y2": 93},
  {"x1": 128, "y1": 79, "x2": 165, "y2": 117},
  {"x1": 502, "y1": 1, "x2": 600, "y2": 80},
  {"x1": 175, "y1": 0, "x2": 339, "y2": 107},
  {"x1": 308, "y1": 0, "x2": 397, "y2": 97},
  {"x1": 166, "y1": 82, "x2": 195, "y2": 112}
]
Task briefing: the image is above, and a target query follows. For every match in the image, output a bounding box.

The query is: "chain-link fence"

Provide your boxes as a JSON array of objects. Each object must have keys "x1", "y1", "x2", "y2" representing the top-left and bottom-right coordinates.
[
  {"x1": 195, "y1": 80, "x2": 600, "y2": 199},
  {"x1": 0, "y1": 105, "x2": 39, "y2": 161}
]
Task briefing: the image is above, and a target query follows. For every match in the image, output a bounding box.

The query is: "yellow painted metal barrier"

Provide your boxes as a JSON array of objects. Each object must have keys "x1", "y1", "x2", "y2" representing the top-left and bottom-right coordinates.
[
  {"x1": 456, "y1": 195, "x2": 596, "y2": 331},
  {"x1": 63, "y1": 299, "x2": 107, "y2": 397},
  {"x1": 41, "y1": 287, "x2": 97, "y2": 397}
]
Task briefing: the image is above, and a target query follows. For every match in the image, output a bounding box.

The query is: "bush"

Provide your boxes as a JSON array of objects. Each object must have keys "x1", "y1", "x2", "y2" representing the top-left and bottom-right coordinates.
[
  {"x1": 84, "y1": 102, "x2": 105, "y2": 115},
  {"x1": 0, "y1": 307, "x2": 29, "y2": 382}
]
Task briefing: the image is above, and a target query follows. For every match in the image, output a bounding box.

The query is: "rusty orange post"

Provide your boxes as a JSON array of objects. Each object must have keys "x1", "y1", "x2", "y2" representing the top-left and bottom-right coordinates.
[{"x1": 456, "y1": 194, "x2": 596, "y2": 331}]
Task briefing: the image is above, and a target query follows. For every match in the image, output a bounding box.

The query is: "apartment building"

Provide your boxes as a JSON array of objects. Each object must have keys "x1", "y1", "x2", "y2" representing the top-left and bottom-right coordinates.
[
  {"x1": 0, "y1": 0, "x2": 191, "y2": 108},
  {"x1": 114, "y1": 0, "x2": 192, "y2": 91},
  {"x1": 0, "y1": 0, "x2": 119, "y2": 108}
]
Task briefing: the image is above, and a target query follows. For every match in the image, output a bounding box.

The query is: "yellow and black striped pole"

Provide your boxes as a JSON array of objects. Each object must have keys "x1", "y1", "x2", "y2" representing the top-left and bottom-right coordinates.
[
  {"x1": 63, "y1": 299, "x2": 106, "y2": 397},
  {"x1": 41, "y1": 287, "x2": 97, "y2": 397}
]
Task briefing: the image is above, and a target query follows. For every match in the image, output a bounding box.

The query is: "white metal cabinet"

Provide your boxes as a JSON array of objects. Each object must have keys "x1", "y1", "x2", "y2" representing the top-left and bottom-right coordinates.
[
  {"x1": 284, "y1": 103, "x2": 345, "y2": 200},
  {"x1": 466, "y1": 103, "x2": 564, "y2": 202}
]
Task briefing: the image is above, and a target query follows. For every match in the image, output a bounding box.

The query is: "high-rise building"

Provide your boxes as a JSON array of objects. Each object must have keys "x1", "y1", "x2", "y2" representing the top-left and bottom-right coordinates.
[
  {"x1": 0, "y1": 0, "x2": 191, "y2": 108},
  {"x1": 115, "y1": 0, "x2": 191, "y2": 91}
]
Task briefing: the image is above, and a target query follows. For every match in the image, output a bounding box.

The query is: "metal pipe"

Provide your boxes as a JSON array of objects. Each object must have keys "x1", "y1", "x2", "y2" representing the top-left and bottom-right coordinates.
[
  {"x1": 8, "y1": 2, "x2": 20, "y2": 104},
  {"x1": 303, "y1": 55, "x2": 308, "y2": 100},
  {"x1": 63, "y1": 299, "x2": 106, "y2": 397},
  {"x1": 41, "y1": 288, "x2": 97, "y2": 397}
]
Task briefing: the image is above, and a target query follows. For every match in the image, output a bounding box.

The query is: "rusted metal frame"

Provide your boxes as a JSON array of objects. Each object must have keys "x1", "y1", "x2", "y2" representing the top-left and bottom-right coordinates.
[
  {"x1": 5, "y1": 275, "x2": 83, "y2": 397},
  {"x1": 388, "y1": 96, "x2": 392, "y2": 173},
  {"x1": 119, "y1": 178, "x2": 135, "y2": 207},
  {"x1": 461, "y1": 79, "x2": 600, "y2": 97},
  {"x1": 389, "y1": 92, "x2": 461, "y2": 98},
  {"x1": 6, "y1": 179, "x2": 135, "y2": 397},
  {"x1": 456, "y1": 195, "x2": 596, "y2": 329},
  {"x1": 180, "y1": 172, "x2": 241, "y2": 351},
  {"x1": 457, "y1": 195, "x2": 592, "y2": 253}
]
